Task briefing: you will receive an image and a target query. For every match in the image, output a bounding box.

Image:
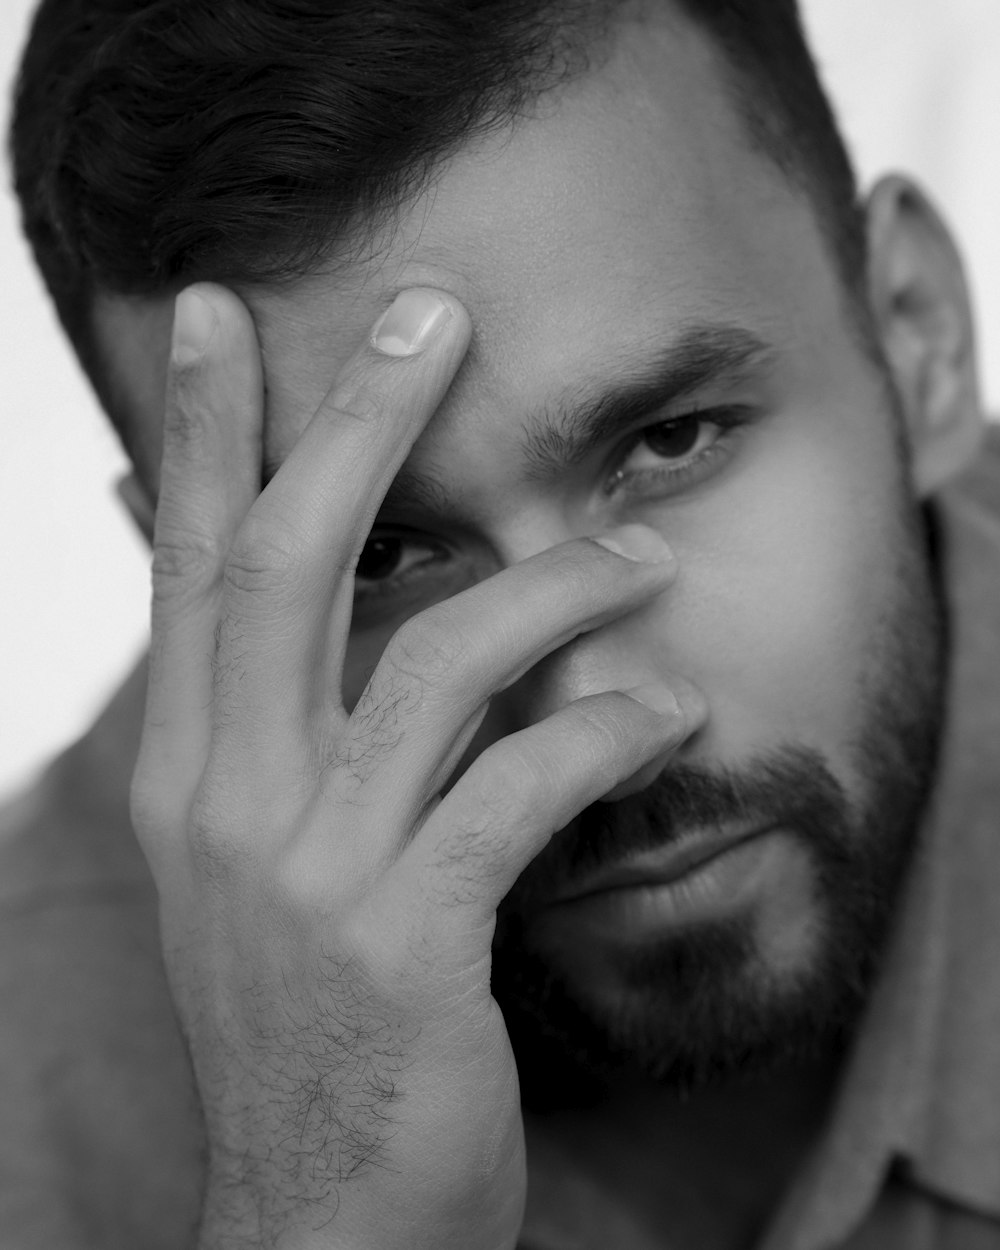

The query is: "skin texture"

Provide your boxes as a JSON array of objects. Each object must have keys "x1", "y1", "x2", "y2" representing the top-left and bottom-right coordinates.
[{"x1": 93, "y1": 8, "x2": 982, "y2": 1249}]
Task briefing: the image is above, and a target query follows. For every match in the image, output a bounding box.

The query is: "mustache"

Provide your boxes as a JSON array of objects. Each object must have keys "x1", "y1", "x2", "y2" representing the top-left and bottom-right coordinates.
[{"x1": 503, "y1": 745, "x2": 851, "y2": 912}]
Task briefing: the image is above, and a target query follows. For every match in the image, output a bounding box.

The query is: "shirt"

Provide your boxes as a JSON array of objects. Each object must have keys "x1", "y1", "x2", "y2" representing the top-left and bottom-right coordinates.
[{"x1": 4, "y1": 434, "x2": 1000, "y2": 1249}]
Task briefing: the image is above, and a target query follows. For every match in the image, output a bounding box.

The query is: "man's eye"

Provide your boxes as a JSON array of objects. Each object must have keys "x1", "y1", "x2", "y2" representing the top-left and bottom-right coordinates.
[
  {"x1": 607, "y1": 407, "x2": 754, "y2": 499},
  {"x1": 643, "y1": 416, "x2": 706, "y2": 459},
  {"x1": 350, "y1": 528, "x2": 479, "y2": 626},
  {"x1": 355, "y1": 533, "x2": 441, "y2": 586},
  {"x1": 621, "y1": 414, "x2": 720, "y2": 473}
]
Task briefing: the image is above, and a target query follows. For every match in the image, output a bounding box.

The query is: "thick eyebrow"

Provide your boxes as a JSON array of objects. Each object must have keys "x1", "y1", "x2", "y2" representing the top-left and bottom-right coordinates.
[
  {"x1": 521, "y1": 323, "x2": 775, "y2": 480},
  {"x1": 261, "y1": 322, "x2": 773, "y2": 508}
]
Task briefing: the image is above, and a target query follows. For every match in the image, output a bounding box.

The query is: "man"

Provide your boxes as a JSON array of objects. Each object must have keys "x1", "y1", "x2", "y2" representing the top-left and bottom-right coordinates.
[{"x1": 2, "y1": 0, "x2": 995, "y2": 1246}]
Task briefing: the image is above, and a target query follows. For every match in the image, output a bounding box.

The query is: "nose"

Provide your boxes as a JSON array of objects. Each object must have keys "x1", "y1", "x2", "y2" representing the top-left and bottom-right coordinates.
[
  {"x1": 491, "y1": 600, "x2": 704, "y2": 799},
  {"x1": 499, "y1": 598, "x2": 679, "y2": 728},
  {"x1": 477, "y1": 517, "x2": 705, "y2": 792}
]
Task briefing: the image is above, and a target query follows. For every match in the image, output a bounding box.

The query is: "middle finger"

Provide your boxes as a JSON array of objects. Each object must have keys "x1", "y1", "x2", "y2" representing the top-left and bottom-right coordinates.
[{"x1": 209, "y1": 288, "x2": 472, "y2": 772}]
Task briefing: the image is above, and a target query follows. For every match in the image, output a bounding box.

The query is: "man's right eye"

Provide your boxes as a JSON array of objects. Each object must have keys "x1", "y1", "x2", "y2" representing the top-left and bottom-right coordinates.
[
  {"x1": 350, "y1": 528, "x2": 484, "y2": 628},
  {"x1": 354, "y1": 531, "x2": 445, "y2": 589}
]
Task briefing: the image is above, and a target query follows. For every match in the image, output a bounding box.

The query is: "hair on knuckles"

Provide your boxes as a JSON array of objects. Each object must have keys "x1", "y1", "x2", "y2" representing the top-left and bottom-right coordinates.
[{"x1": 11, "y1": 0, "x2": 865, "y2": 459}]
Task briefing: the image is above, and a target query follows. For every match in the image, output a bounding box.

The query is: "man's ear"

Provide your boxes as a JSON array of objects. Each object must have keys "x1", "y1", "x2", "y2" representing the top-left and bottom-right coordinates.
[
  {"x1": 865, "y1": 175, "x2": 983, "y2": 497},
  {"x1": 116, "y1": 471, "x2": 155, "y2": 547}
]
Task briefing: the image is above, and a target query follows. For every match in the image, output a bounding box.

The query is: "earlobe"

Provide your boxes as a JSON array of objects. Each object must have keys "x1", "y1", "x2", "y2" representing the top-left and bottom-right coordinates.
[
  {"x1": 865, "y1": 175, "x2": 983, "y2": 497},
  {"x1": 115, "y1": 471, "x2": 155, "y2": 547}
]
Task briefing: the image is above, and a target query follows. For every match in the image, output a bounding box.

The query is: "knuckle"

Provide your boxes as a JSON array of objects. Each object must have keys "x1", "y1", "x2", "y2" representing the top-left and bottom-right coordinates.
[
  {"x1": 223, "y1": 517, "x2": 304, "y2": 599},
  {"x1": 151, "y1": 529, "x2": 225, "y2": 603},
  {"x1": 384, "y1": 611, "x2": 471, "y2": 691},
  {"x1": 329, "y1": 377, "x2": 382, "y2": 428},
  {"x1": 467, "y1": 753, "x2": 540, "y2": 827},
  {"x1": 186, "y1": 789, "x2": 244, "y2": 880}
]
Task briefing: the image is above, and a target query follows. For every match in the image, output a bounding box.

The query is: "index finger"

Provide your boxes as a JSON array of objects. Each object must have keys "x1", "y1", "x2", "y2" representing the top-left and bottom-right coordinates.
[{"x1": 208, "y1": 288, "x2": 472, "y2": 773}]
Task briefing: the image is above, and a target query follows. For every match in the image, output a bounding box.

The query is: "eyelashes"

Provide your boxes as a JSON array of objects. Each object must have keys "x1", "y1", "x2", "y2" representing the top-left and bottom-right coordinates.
[
  {"x1": 353, "y1": 403, "x2": 761, "y2": 613},
  {"x1": 604, "y1": 405, "x2": 757, "y2": 499}
]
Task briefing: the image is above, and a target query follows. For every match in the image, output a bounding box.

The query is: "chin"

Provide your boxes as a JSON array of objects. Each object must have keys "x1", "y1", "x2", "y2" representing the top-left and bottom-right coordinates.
[{"x1": 496, "y1": 896, "x2": 878, "y2": 1109}]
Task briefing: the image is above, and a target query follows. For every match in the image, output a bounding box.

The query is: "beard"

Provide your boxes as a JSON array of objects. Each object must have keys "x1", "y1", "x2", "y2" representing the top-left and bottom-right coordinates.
[{"x1": 491, "y1": 504, "x2": 948, "y2": 1110}]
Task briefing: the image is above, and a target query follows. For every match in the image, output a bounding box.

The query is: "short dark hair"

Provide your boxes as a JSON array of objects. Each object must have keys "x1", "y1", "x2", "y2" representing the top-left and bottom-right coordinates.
[{"x1": 10, "y1": 0, "x2": 865, "y2": 456}]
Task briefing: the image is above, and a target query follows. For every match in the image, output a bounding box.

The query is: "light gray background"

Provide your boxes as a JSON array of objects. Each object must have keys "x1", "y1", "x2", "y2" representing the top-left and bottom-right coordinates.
[{"x1": 3, "y1": 0, "x2": 999, "y2": 798}]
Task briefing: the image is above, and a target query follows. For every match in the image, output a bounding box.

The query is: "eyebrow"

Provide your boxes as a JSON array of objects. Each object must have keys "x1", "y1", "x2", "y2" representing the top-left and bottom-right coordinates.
[
  {"x1": 520, "y1": 322, "x2": 775, "y2": 481},
  {"x1": 266, "y1": 321, "x2": 774, "y2": 511}
]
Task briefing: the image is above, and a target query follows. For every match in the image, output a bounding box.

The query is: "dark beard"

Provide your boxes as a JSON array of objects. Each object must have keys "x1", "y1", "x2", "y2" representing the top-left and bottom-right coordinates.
[{"x1": 491, "y1": 509, "x2": 948, "y2": 1111}]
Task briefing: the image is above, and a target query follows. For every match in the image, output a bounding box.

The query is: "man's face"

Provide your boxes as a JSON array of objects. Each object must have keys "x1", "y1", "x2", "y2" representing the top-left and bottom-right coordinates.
[{"x1": 100, "y1": 12, "x2": 945, "y2": 1092}]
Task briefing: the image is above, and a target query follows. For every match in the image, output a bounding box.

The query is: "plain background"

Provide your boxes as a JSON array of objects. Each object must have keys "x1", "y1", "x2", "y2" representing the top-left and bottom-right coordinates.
[{"x1": 2, "y1": 0, "x2": 999, "y2": 799}]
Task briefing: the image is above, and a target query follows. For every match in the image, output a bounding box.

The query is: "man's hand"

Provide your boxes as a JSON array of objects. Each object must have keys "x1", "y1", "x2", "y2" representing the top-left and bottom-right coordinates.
[{"x1": 130, "y1": 284, "x2": 697, "y2": 1249}]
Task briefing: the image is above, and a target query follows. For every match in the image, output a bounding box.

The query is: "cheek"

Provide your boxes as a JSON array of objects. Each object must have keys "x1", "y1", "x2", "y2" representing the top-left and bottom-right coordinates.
[{"x1": 662, "y1": 415, "x2": 907, "y2": 771}]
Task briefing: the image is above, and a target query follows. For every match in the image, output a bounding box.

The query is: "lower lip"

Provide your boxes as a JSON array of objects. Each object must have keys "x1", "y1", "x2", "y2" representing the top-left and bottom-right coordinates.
[{"x1": 549, "y1": 831, "x2": 789, "y2": 939}]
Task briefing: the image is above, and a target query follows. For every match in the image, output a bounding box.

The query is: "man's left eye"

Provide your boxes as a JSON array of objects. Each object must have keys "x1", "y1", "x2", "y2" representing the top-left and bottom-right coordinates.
[
  {"x1": 621, "y1": 413, "x2": 720, "y2": 472},
  {"x1": 605, "y1": 406, "x2": 756, "y2": 500}
]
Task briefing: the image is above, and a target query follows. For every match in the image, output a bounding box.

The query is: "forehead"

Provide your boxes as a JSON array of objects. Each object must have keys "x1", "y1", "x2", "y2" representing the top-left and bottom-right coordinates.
[{"x1": 96, "y1": 8, "x2": 838, "y2": 488}]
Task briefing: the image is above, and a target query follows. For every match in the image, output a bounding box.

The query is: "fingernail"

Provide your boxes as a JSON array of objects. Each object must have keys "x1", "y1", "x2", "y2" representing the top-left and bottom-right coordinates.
[
  {"x1": 172, "y1": 289, "x2": 218, "y2": 365},
  {"x1": 592, "y1": 525, "x2": 673, "y2": 563},
  {"x1": 626, "y1": 685, "x2": 683, "y2": 718},
  {"x1": 371, "y1": 289, "x2": 452, "y2": 357}
]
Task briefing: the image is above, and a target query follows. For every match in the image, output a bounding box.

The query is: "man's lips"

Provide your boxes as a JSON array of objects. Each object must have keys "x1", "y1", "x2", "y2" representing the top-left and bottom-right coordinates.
[{"x1": 549, "y1": 827, "x2": 768, "y2": 905}]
